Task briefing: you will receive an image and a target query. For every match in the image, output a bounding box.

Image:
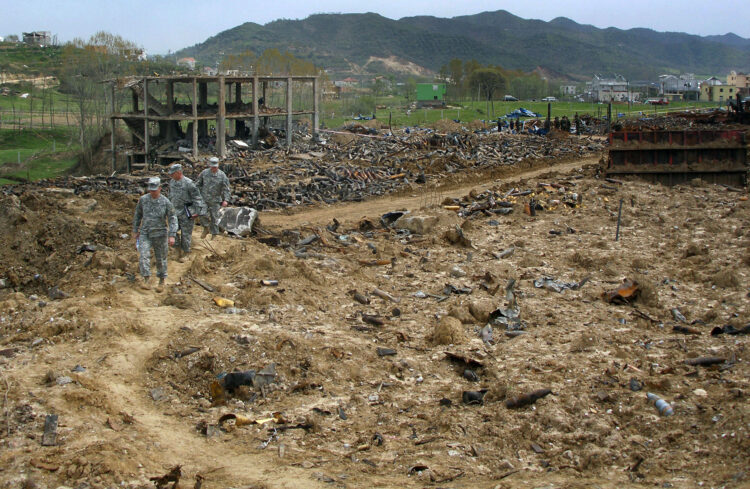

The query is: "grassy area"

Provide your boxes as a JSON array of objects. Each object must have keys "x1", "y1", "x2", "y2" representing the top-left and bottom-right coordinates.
[
  {"x1": 0, "y1": 127, "x2": 79, "y2": 184},
  {"x1": 0, "y1": 43, "x2": 63, "y2": 74},
  {"x1": 320, "y1": 97, "x2": 723, "y2": 128}
]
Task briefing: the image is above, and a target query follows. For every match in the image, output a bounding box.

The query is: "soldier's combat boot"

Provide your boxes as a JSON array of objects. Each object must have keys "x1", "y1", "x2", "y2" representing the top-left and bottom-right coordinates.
[
  {"x1": 201, "y1": 226, "x2": 209, "y2": 238},
  {"x1": 139, "y1": 276, "x2": 151, "y2": 290},
  {"x1": 177, "y1": 248, "x2": 185, "y2": 263},
  {"x1": 156, "y1": 277, "x2": 165, "y2": 293}
]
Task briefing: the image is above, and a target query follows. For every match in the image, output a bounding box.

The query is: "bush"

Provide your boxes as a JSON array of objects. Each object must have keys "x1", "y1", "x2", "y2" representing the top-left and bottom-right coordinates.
[{"x1": 343, "y1": 95, "x2": 375, "y2": 116}]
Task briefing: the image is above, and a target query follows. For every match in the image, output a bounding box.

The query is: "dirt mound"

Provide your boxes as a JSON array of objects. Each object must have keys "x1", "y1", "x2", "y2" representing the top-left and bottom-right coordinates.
[{"x1": 0, "y1": 191, "x2": 123, "y2": 294}]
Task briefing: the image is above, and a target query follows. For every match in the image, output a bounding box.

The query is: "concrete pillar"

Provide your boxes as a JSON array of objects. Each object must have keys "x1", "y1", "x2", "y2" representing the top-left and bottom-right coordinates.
[
  {"x1": 252, "y1": 77, "x2": 259, "y2": 146},
  {"x1": 192, "y1": 78, "x2": 198, "y2": 158},
  {"x1": 143, "y1": 78, "x2": 149, "y2": 167},
  {"x1": 235, "y1": 82, "x2": 243, "y2": 137},
  {"x1": 166, "y1": 81, "x2": 175, "y2": 141},
  {"x1": 313, "y1": 77, "x2": 320, "y2": 141},
  {"x1": 110, "y1": 83, "x2": 116, "y2": 172},
  {"x1": 262, "y1": 81, "x2": 267, "y2": 129},
  {"x1": 198, "y1": 82, "x2": 208, "y2": 138},
  {"x1": 286, "y1": 77, "x2": 293, "y2": 147},
  {"x1": 218, "y1": 76, "x2": 226, "y2": 158}
]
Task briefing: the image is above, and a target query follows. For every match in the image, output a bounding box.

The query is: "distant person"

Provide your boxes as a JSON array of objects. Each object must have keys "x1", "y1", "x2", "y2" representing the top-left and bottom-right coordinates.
[
  {"x1": 132, "y1": 177, "x2": 177, "y2": 292},
  {"x1": 196, "y1": 157, "x2": 231, "y2": 239},
  {"x1": 167, "y1": 163, "x2": 206, "y2": 262}
]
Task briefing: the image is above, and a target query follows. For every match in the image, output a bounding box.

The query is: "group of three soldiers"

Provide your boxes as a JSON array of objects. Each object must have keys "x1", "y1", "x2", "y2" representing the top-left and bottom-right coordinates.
[{"x1": 132, "y1": 157, "x2": 231, "y2": 291}]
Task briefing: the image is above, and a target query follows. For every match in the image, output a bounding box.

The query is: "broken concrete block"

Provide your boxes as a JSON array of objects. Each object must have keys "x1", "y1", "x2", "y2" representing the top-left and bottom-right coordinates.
[
  {"x1": 395, "y1": 215, "x2": 438, "y2": 235},
  {"x1": 217, "y1": 207, "x2": 258, "y2": 237}
]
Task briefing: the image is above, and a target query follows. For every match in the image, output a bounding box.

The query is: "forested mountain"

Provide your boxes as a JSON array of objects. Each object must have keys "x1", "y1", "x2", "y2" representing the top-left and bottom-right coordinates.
[{"x1": 174, "y1": 10, "x2": 750, "y2": 79}]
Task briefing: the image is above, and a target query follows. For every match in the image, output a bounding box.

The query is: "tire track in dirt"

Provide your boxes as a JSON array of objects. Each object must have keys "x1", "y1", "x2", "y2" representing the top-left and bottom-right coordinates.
[{"x1": 260, "y1": 156, "x2": 601, "y2": 230}]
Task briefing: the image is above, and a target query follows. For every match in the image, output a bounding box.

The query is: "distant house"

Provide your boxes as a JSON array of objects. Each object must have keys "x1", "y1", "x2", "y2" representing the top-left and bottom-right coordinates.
[
  {"x1": 728, "y1": 71, "x2": 749, "y2": 96},
  {"x1": 416, "y1": 83, "x2": 446, "y2": 106},
  {"x1": 560, "y1": 85, "x2": 576, "y2": 96},
  {"x1": 700, "y1": 83, "x2": 736, "y2": 102},
  {"x1": 659, "y1": 73, "x2": 699, "y2": 100},
  {"x1": 334, "y1": 77, "x2": 358, "y2": 94},
  {"x1": 703, "y1": 76, "x2": 723, "y2": 86},
  {"x1": 334, "y1": 77, "x2": 358, "y2": 88},
  {"x1": 22, "y1": 31, "x2": 51, "y2": 46},
  {"x1": 177, "y1": 57, "x2": 196, "y2": 70},
  {"x1": 202, "y1": 66, "x2": 217, "y2": 76},
  {"x1": 589, "y1": 75, "x2": 630, "y2": 102}
]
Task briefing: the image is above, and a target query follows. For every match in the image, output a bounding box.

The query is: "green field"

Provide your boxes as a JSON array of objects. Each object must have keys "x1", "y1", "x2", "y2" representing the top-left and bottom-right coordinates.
[
  {"x1": 0, "y1": 127, "x2": 79, "y2": 184},
  {"x1": 320, "y1": 97, "x2": 723, "y2": 129}
]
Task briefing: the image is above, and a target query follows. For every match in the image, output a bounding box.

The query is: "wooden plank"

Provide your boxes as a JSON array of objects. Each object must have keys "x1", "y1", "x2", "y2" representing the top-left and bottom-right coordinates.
[{"x1": 190, "y1": 276, "x2": 215, "y2": 292}]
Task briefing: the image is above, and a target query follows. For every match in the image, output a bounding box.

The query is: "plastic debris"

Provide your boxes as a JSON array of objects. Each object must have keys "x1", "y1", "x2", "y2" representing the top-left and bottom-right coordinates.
[
  {"x1": 533, "y1": 276, "x2": 590, "y2": 293},
  {"x1": 213, "y1": 297, "x2": 235, "y2": 308},
  {"x1": 41, "y1": 414, "x2": 58, "y2": 446},
  {"x1": 646, "y1": 392, "x2": 674, "y2": 416}
]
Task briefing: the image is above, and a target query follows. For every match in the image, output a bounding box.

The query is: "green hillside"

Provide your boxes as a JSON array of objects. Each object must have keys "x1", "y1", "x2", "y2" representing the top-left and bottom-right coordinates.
[{"x1": 174, "y1": 10, "x2": 750, "y2": 79}]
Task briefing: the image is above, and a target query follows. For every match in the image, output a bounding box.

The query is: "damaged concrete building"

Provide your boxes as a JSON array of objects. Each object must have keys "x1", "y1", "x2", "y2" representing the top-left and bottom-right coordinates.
[{"x1": 108, "y1": 75, "x2": 320, "y2": 171}]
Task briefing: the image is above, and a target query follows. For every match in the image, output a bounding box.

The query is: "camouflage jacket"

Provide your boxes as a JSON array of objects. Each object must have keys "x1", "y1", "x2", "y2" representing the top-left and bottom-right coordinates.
[
  {"x1": 133, "y1": 194, "x2": 178, "y2": 237},
  {"x1": 196, "y1": 169, "x2": 231, "y2": 205},
  {"x1": 168, "y1": 176, "x2": 206, "y2": 217}
]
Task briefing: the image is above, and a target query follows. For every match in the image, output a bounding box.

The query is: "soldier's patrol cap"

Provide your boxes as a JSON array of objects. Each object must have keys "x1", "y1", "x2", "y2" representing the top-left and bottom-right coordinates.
[
  {"x1": 147, "y1": 177, "x2": 161, "y2": 190},
  {"x1": 168, "y1": 163, "x2": 182, "y2": 174},
  {"x1": 209, "y1": 157, "x2": 219, "y2": 167}
]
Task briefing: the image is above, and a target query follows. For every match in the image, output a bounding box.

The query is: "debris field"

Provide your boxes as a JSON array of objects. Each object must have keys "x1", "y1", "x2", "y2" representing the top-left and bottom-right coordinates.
[{"x1": 0, "y1": 123, "x2": 748, "y2": 489}]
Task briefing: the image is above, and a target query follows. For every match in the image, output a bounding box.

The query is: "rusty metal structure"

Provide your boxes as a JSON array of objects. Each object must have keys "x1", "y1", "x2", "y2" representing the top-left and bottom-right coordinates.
[
  {"x1": 607, "y1": 129, "x2": 748, "y2": 186},
  {"x1": 108, "y1": 75, "x2": 320, "y2": 171}
]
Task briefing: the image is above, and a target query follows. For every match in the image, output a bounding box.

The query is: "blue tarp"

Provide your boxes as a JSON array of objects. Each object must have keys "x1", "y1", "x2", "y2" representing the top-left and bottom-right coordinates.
[{"x1": 504, "y1": 107, "x2": 542, "y2": 118}]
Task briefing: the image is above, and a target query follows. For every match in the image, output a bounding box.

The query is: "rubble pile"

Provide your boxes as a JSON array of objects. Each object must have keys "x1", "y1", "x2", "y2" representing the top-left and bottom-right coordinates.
[{"x1": 5, "y1": 130, "x2": 606, "y2": 211}]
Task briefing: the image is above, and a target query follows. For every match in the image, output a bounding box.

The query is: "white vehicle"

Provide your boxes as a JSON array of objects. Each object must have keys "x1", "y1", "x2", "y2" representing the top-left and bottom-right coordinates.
[
  {"x1": 503, "y1": 95, "x2": 518, "y2": 101},
  {"x1": 541, "y1": 96, "x2": 557, "y2": 102}
]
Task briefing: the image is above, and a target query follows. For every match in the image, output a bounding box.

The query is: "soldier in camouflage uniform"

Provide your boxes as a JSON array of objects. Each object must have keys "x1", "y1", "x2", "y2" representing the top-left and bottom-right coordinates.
[
  {"x1": 167, "y1": 163, "x2": 206, "y2": 262},
  {"x1": 133, "y1": 177, "x2": 178, "y2": 292},
  {"x1": 196, "y1": 157, "x2": 231, "y2": 239}
]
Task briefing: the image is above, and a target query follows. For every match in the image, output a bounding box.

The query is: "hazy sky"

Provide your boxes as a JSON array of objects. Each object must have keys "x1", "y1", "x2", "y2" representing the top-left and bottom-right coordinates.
[{"x1": 4, "y1": 0, "x2": 749, "y2": 54}]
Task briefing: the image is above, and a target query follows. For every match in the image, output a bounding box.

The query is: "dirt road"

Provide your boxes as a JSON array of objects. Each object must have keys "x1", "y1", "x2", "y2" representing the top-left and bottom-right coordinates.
[{"x1": 261, "y1": 156, "x2": 600, "y2": 229}]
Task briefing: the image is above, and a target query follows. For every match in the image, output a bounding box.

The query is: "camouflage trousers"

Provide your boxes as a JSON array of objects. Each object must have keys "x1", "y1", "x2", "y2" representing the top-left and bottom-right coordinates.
[
  {"x1": 176, "y1": 215, "x2": 194, "y2": 253},
  {"x1": 138, "y1": 232, "x2": 168, "y2": 278},
  {"x1": 201, "y1": 203, "x2": 222, "y2": 235}
]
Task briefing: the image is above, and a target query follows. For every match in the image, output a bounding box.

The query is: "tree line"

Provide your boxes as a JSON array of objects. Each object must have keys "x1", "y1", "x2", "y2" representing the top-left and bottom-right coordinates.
[{"x1": 437, "y1": 58, "x2": 551, "y2": 111}]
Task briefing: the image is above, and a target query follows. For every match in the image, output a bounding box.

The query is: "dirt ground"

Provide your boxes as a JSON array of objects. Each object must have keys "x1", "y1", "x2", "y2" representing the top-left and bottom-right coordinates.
[{"x1": 0, "y1": 149, "x2": 748, "y2": 489}]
